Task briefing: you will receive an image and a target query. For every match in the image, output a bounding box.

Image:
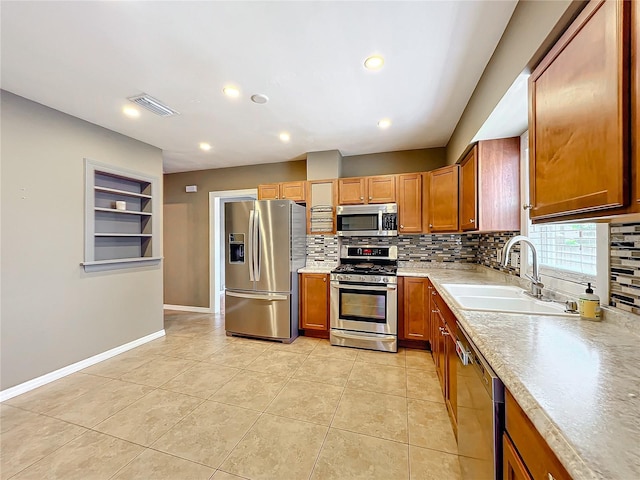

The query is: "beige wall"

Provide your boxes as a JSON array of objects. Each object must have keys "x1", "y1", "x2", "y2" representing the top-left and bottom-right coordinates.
[
  {"x1": 163, "y1": 161, "x2": 306, "y2": 307},
  {"x1": 341, "y1": 148, "x2": 446, "y2": 177},
  {"x1": 445, "y1": 0, "x2": 585, "y2": 165},
  {"x1": 1, "y1": 91, "x2": 164, "y2": 390}
]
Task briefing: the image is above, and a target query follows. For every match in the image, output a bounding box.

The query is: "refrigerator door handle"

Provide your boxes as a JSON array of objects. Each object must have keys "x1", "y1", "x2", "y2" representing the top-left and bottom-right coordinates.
[
  {"x1": 226, "y1": 291, "x2": 288, "y2": 301},
  {"x1": 253, "y1": 209, "x2": 261, "y2": 281},
  {"x1": 248, "y1": 210, "x2": 255, "y2": 281}
]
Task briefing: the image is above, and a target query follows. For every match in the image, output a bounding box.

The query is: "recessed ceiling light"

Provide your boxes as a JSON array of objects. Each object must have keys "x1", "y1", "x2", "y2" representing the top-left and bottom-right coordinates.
[
  {"x1": 122, "y1": 106, "x2": 140, "y2": 118},
  {"x1": 279, "y1": 132, "x2": 291, "y2": 142},
  {"x1": 364, "y1": 55, "x2": 384, "y2": 70},
  {"x1": 251, "y1": 94, "x2": 269, "y2": 104},
  {"x1": 378, "y1": 119, "x2": 391, "y2": 129},
  {"x1": 223, "y1": 86, "x2": 240, "y2": 98},
  {"x1": 199, "y1": 142, "x2": 212, "y2": 151}
]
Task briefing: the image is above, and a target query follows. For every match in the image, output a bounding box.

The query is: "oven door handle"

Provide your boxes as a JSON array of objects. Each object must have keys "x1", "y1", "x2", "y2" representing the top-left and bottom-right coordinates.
[{"x1": 330, "y1": 282, "x2": 397, "y2": 291}]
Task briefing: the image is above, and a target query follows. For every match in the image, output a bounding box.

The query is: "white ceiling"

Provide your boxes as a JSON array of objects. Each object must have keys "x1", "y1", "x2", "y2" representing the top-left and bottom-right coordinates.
[{"x1": 1, "y1": 1, "x2": 518, "y2": 173}]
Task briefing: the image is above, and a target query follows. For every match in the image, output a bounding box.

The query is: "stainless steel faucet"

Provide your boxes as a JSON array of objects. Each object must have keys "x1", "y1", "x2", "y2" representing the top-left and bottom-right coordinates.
[{"x1": 501, "y1": 235, "x2": 544, "y2": 299}]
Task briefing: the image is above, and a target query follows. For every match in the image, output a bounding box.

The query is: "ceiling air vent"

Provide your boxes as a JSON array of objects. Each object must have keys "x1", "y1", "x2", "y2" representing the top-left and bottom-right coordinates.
[{"x1": 127, "y1": 93, "x2": 180, "y2": 117}]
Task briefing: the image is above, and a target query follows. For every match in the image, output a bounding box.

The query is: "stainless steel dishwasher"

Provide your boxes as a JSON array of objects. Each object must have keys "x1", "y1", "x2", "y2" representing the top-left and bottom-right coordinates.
[{"x1": 456, "y1": 322, "x2": 505, "y2": 480}]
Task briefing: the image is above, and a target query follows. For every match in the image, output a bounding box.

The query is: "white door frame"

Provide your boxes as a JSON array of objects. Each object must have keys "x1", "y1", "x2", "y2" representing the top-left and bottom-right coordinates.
[{"x1": 209, "y1": 189, "x2": 257, "y2": 313}]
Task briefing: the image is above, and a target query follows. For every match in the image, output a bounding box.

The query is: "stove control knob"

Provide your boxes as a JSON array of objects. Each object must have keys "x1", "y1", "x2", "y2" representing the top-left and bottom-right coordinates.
[{"x1": 382, "y1": 277, "x2": 388, "y2": 283}]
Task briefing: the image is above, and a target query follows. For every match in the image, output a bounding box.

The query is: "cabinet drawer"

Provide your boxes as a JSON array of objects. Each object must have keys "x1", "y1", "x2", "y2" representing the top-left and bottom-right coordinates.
[{"x1": 505, "y1": 390, "x2": 571, "y2": 480}]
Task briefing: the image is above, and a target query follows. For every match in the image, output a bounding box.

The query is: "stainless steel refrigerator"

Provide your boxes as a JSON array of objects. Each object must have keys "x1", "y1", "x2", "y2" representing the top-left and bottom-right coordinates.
[{"x1": 224, "y1": 200, "x2": 306, "y2": 342}]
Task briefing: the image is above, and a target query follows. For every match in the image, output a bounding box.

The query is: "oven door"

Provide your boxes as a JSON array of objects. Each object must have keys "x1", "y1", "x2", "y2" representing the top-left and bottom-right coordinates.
[{"x1": 330, "y1": 281, "x2": 397, "y2": 334}]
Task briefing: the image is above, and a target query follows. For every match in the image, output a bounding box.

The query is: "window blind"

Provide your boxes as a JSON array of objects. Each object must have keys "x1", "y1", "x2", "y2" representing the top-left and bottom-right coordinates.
[{"x1": 528, "y1": 223, "x2": 597, "y2": 276}]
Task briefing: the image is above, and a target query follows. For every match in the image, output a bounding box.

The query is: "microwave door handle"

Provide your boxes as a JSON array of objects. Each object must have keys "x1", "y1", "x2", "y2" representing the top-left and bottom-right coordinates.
[
  {"x1": 248, "y1": 210, "x2": 255, "y2": 281},
  {"x1": 379, "y1": 210, "x2": 383, "y2": 234},
  {"x1": 253, "y1": 208, "x2": 260, "y2": 281}
]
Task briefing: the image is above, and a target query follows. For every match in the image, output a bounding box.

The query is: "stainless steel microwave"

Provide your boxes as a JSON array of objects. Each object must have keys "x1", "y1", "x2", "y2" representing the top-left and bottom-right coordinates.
[{"x1": 336, "y1": 203, "x2": 398, "y2": 237}]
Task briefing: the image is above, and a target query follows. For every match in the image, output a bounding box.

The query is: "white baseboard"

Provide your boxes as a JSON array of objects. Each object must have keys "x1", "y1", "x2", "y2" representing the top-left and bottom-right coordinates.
[
  {"x1": 163, "y1": 304, "x2": 211, "y2": 313},
  {"x1": 0, "y1": 329, "x2": 165, "y2": 402}
]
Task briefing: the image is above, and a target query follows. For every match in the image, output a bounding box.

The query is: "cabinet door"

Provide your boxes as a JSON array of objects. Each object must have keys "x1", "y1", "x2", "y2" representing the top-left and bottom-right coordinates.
[
  {"x1": 529, "y1": 0, "x2": 630, "y2": 220},
  {"x1": 338, "y1": 178, "x2": 366, "y2": 204},
  {"x1": 503, "y1": 434, "x2": 533, "y2": 480},
  {"x1": 459, "y1": 147, "x2": 478, "y2": 231},
  {"x1": 280, "y1": 181, "x2": 306, "y2": 202},
  {"x1": 429, "y1": 165, "x2": 460, "y2": 232},
  {"x1": 403, "y1": 277, "x2": 429, "y2": 340},
  {"x1": 299, "y1": 273, "x2": 329, "y2": 331},
  {"x1": 398, "y1": 174, "x2": 422, "y2": 233},
  {"x1": 633, "y1": 0, "x2": 640, "y2": 207},
  {"x1": 435, "y1": 309, "x2": 446, "y2": 387},
  {"x1": 258, "y1": 183, "x2": 280, "y2": 200},
  {"x1": 367, "y1": 175, "x2": 396, "y2": 203}
]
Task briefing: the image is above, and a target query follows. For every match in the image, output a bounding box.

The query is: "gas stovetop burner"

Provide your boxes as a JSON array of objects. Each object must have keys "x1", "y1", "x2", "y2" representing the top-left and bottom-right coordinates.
[{"x1": 331, "y1": 263, "x2": 398, "y2": 276}]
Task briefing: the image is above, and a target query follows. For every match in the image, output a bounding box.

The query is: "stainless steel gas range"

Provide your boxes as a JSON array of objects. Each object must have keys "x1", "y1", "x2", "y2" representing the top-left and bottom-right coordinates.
[{"x1": 329, "y1": 245, "x2": 398, "y2": 353}]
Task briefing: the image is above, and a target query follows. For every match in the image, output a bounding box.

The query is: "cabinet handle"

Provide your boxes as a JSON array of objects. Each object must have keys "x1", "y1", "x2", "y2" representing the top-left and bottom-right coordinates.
[
  {"x1": 429, "y1": 224, "x2": 433, "y2": 228},
  {"x1": 400, "y1": 224, "x2": 404, "y2": 228},
  {"x1": 369, "y1": 196, "x2": 372, "y2": 200},
  {"x1": 547, "y1": 474, "x2": 556, "y2": 480},
  {"x1": 432, "y1": 309, "x2": 439, "y2": 314},
  {"x1": 276, "y1": 195, "x2": 279, "y2": 199},
  {"x1": 469, "y1": 218, "x2": 474, "y2": 223},
  {"x1": 432, "y1": 291, "x2": 436, "y2": 296},
  {"x1": 323, "y1": 277, "x2": 326, "y2": 282},
  {"x1": 282, "y1": 195, "x2": 286, "y2": 199},
  {"x1": 360, "y1": 196, "x2": 364, "y2": 200},
  {"x1": 523, "y1": 203, "x2": 533, "y2": 210}
]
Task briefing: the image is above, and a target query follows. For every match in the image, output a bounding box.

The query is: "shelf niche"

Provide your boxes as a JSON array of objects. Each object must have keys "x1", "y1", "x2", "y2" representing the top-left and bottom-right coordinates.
[{"x1": 83, "y1": 159, "x2": 161, "y2": 272}]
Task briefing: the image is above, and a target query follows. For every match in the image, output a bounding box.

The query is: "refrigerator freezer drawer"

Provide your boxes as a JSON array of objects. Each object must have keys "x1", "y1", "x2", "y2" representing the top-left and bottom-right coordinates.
[{"x1": 225, "y1": 290, "x2": 292, "y2": 340}]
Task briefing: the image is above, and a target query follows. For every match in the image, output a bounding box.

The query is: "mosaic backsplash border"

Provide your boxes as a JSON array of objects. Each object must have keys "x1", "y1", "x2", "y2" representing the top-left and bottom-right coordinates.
[{"x1": 609, "y1": 222, "x2": 640, "y2": 314}]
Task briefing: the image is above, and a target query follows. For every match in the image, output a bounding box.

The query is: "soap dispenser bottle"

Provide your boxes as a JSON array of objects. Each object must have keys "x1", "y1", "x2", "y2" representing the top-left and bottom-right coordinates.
[{"x1": 578, "y1": 283, "x2": 602, "y2": 321}]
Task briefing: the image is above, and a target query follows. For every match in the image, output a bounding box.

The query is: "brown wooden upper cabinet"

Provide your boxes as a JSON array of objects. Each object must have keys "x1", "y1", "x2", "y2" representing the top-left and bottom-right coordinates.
[
  {"x1": 460, "y1": 138, "x2": 520, "y2": 232},
  {"x1": 257, "y1": 183, "x2": 280, "y2": 200},
  {"x1": 338, "y1": 175, "x2": 396, "y2": 204},
  {"x1": 529, "y1": 0, "x2": 630, "y2": 221},
  {"x1": 633, "y1": 0, "x2": 639, "y2": 207},
  {"x1": 427, "y1": 165, "x2": 459, "y2": 233},
  {"x1": 337, "y1": 177, "x2": 366, "y2": 204},
  {"x1": 367, "y1": 175, "x2": 396, "y2": 203},
  {"x1": 398, "y1": 173, "x2": 422, "y2": 233},
  {"x1": 258, "y1": 181, "x2": 306, "y2": 202}
]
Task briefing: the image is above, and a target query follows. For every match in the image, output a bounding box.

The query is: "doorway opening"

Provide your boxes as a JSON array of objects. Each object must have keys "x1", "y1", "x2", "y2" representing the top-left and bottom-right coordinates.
[{"x1": 209, "y1": 189, "x2": 257, "y2": 313}]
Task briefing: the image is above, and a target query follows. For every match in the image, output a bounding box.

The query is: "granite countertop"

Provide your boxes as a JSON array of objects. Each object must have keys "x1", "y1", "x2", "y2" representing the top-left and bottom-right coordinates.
[
  {"x1": 298, "y1": 263, "x2": 337, "y2": 274},
  {"x1": 401, "y1": 265, "x2": 639, "y2": 480}
]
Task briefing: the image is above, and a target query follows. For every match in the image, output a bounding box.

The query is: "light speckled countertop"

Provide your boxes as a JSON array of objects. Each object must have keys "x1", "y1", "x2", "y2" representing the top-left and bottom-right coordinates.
[
  {"x1": 298, "y1": 263, "x2": 337, "y2": 274},
  {"x1": 400, "y1": 265, "x2": 640, "y2": 480}
]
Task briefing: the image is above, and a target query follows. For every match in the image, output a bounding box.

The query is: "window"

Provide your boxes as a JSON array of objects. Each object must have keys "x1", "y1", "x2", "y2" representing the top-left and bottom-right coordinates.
[{"x1": 528, "y1": 223, "x2": 597, "y2": 277}]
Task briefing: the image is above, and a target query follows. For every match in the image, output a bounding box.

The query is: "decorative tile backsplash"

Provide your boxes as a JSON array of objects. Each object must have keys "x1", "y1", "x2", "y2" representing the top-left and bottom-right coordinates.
[
  {"x1": 476, "y1": 231, "x2": 521, "y2": 276},
  {"x1": 609, "y1": 222, "x2": 640, "y2": 314},
  {"x1": 306, "y1": 235, "x2": 339, "y2": 263},
  {"x1": 397, "y1": 234, "x2": 477, "y2": 263}
]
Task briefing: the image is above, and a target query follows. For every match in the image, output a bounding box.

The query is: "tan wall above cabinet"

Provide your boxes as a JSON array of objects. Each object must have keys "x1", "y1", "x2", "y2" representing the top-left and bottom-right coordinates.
[
  {"x1": 460, "y1": 138, "x2": 520, "y2": 232},
  {"x1": 529, "y1": 0, "x2": 634, "y2": 222}
]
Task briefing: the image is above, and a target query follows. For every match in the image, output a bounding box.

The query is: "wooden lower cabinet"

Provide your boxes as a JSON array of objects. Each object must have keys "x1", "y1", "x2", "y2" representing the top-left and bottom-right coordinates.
[
  {"x1": 503, "y1": 434, "x2": 533, "y2": 480},
  {"x1": 299, "y1": 273, "x2": 329, "y2": 336},
  {"x1": 402, "y1": 277, "x2": 430, "y2": 340},
  {"x1": 505, "y1": 390, "x2": 571, "y2": 480}
]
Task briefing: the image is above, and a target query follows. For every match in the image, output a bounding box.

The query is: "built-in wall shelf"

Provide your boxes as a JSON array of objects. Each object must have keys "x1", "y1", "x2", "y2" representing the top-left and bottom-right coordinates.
[
  {"x1": 94, "y1": 186, "x2": 152, "y2": 199},
  {"x1": 95, "y1": 207, "x2": 153, "y2": 216},
  {"x1": 84, "y1": 159, "x2": 160, "y2": 272}
]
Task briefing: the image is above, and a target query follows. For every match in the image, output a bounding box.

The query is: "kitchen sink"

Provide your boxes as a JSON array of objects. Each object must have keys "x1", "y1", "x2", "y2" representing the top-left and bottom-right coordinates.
[{"x1": 440, "y1": 284, "x2": 575, "y2": 317}]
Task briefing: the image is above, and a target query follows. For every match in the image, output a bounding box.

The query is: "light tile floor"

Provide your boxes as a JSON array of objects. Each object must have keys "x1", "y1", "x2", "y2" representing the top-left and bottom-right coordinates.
[{"x1": 0, "y1": 310, "x2": 462, "y2": 480}]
